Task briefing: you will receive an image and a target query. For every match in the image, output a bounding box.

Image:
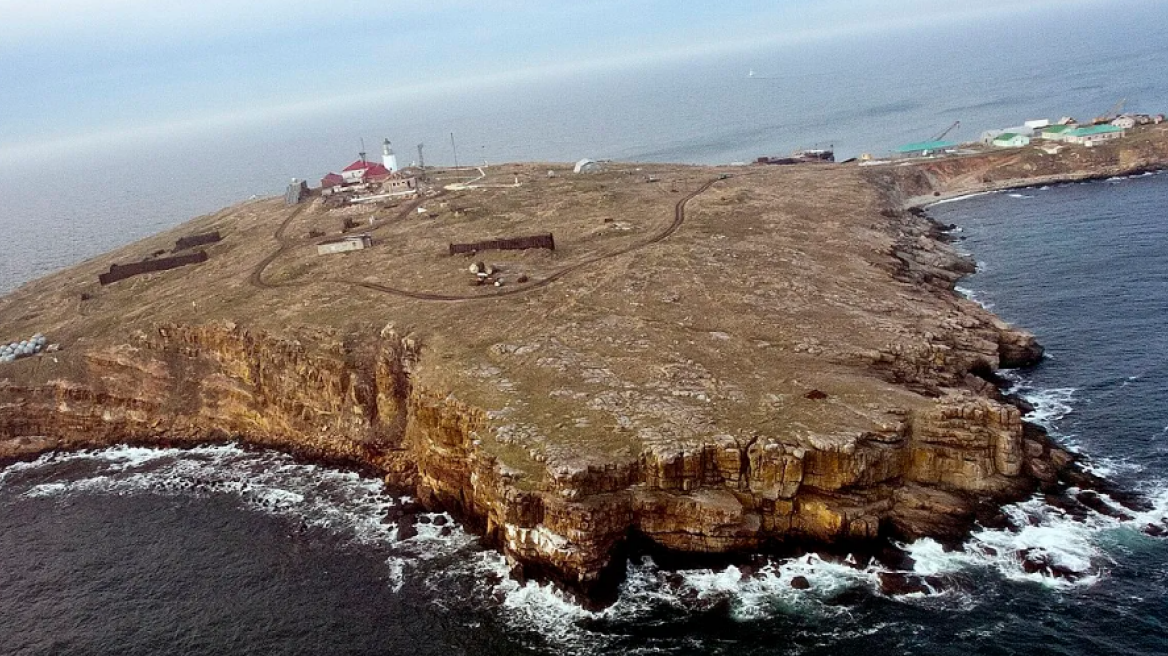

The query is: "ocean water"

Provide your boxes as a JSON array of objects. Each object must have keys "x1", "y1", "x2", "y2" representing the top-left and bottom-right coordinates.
[
  {"x1": 2, "y1": 2, "x2": 1168, "y2": 294},
  {"x1": 4, "y1": 5, "x2": 1168, "y2": 655},
  {"x1": 4, "y1": 171, "x2": 1168, "y2": 656}
]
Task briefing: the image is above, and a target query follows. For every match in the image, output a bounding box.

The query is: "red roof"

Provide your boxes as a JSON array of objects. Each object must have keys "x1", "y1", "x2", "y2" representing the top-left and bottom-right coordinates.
[
  {"x1": 342, "y1": 159, "x2": 372, "y2": 172},
  {"x1": 363, "y1": 163, "x2": 392, "y2": 180},
  {"x1": 321, "y1": 172, "x2": 344, "y2": 187}
]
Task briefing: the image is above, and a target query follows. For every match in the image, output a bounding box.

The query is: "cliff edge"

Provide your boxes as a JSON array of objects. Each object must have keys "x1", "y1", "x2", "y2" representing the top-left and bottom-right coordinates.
[{"x1": 3, "y1": 124, "x2": 1167, "y2": 600}]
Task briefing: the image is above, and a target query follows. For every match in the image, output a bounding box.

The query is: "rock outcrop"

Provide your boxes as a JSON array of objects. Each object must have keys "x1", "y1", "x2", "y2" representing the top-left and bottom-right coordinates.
[
  {"x1": 6, "y1": 130, "x2": 1168, "y2": 601},
  {"x1": 0, "y1": 317, "x2": 1070, "y2": 599}
]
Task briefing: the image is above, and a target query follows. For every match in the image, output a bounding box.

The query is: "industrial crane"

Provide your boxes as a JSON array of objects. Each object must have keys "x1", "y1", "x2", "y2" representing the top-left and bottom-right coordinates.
[
  {"x1": 1093, "y1": 98, "x2": 1126, "y2": 125},
  {"x1": 932, "y1": 120, "x2": 961, "y2": 141}
]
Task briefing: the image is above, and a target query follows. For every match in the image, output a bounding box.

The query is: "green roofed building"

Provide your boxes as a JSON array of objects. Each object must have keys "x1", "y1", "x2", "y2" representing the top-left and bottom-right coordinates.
[
  {"x1": 991, "y1": 133, "x2": 1030, "y2": 148},
  {"x1": 894, "y1": 140, "x2": 957, "y2": 157},
  {"x1": 1064, "y1": 124, "x2": 1125, "y2": 147},
  {"x1": 1040, "y1": 124, "x2": 1076, "y2": 141}
]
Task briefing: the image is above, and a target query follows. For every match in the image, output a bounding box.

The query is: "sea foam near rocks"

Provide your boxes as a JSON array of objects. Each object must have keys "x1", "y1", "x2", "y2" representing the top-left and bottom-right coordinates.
[{"x1": 6, "y1": 439, "x2": 1168, "y2": 656}]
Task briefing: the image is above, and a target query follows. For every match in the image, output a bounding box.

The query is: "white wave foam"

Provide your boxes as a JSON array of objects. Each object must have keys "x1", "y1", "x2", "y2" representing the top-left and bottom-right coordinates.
[
  {"x1": 954, "y1": 285, "x2": 993, "y2": 309},
  {"x1": 927, "y1": 190, "x2": 999, "y2": 206},
  {"x1": 1025, "y1": 387, "x2": 1076, "y2": 427},
  {"x1": 1002, "y1": 378, "x2": 1077, "y2": 434},
  {"x1": 0, "y1": 443, "x2": 485, "y2": 593},
  {"x1": 9, "y1": 442, "x2": 1168, "y2": 654},
  {"x1": 1008, "y1": 193, "x2": 1032, "y2": 198},
  {"x1": 908, "y1": 499, "x2": 1100, "y2": 590},
  {"x1": 385, "y1": 556, "x2": 407, "y2": 593}
]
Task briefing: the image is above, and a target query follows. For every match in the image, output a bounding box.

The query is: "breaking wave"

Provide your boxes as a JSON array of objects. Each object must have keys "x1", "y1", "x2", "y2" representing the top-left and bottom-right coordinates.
[
  {"x1": 4, "y1": 425, "x2": 1168, "y2": 654},
  {"x1": 954, "y1": 285, "x2": 994, "y2": 310}
]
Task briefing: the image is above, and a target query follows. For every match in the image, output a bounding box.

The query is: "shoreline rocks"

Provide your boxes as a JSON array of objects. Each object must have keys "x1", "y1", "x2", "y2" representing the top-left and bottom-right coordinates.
[{"x1": 5, "y1": 145, "x2": 1168, "y2": 605}]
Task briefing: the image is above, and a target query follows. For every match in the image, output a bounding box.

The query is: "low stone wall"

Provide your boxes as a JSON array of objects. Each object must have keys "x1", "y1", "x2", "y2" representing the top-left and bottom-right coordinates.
[
  {"x1": 174, "y1": 231, "x2": 222, "y2": 251},
  {"x1": 449, "y1": 233, "x2": 555, "y2": 255},
  {"x1": 99, "y1": 251, "x2": 209, "y2": 285}
]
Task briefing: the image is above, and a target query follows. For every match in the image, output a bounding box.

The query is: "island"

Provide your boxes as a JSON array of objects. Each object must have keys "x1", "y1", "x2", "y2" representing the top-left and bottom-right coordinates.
[{"x1": 3, "y1": 123, "x2": 1167, "y2": 603}]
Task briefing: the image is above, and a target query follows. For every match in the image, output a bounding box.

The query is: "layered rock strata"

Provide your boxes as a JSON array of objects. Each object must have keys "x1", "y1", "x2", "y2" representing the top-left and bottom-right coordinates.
[{"x1": 4, "y1": 131, "x2": 1168, "y2": 601}]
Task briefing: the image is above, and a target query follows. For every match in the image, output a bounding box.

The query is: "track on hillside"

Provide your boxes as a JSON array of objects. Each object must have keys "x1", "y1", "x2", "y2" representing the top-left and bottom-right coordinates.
[{"x1": 249, "y1": 176, "x2": 724, "y2": 302}]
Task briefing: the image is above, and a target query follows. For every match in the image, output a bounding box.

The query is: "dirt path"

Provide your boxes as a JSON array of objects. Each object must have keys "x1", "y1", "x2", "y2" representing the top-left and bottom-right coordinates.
[{"x1": 250, "y1": 176, "x2": 723, "y2": 302}]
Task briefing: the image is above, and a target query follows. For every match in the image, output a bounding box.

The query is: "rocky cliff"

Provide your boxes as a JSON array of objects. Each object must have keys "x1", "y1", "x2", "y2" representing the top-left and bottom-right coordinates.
[
  {"x1": 0, "y1": 317, "x2": 1066, "y2": 598},
  {"x1": 3, "y1": 131, "x2": 1167, "y2": 601}
]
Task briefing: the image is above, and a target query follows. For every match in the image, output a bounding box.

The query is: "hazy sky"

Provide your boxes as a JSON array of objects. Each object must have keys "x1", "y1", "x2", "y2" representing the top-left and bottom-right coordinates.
[{"x1": 0, "y1": 0, "x2": 1125, "y2": 155}]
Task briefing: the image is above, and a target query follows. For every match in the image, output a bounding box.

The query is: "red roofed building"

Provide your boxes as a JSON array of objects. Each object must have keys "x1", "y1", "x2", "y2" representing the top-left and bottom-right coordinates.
[
  {"x1": 321, "y1": 143, "x2": 418, "y2": 198},
  {"x1": 321, "y1": 172, "x2": 344, "y2": 188},
  {"x1": 339, "y1": 158, "x2": 393, "y2": 184}
]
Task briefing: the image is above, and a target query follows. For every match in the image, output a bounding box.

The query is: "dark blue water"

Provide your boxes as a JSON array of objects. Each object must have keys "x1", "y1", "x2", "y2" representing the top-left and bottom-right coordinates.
[
  {"x1": 937, "y1": 175, "x2": 1168, "y2": 488},
  {"x1": 3, "y1": 175, "x2": 1168, "y2": 655}
]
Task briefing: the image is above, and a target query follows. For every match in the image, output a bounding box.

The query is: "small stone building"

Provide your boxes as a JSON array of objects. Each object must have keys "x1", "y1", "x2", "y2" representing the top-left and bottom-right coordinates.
[
  {"x1": 316, "y1": 234, "x2": 373, "y2": 256},
  {"x1": 285, "y1": 179, "x2": 310, "y2": 205}
]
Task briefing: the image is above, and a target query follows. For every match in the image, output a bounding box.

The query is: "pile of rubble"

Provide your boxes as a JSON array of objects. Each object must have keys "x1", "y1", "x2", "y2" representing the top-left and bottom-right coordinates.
[
  {"x1": 468, "y1": 262, "x2": 531, "y2": 287},
  {"x1": 469, "y1": 262, "x2": 504, "y2": 287}
]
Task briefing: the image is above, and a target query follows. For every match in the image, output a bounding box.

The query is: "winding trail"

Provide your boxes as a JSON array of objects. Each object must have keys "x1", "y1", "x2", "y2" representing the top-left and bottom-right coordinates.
[{"x1": 250, "y1": 176, "x2": 723, "y2": 302}]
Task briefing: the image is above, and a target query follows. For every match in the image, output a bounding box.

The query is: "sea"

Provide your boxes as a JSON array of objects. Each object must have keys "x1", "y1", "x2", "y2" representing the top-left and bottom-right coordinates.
[{"x1": 3, "y1": 4, "x2": 1168, "y2": 655}]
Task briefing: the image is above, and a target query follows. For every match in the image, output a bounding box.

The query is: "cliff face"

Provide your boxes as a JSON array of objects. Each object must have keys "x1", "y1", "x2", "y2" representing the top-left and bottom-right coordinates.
[
  {"x1": 7, "y1": 135, "x2": 1164, "y2": 599},
  {"x1": 0, "y1": 316, "x2": 1066, "y2": 596}
]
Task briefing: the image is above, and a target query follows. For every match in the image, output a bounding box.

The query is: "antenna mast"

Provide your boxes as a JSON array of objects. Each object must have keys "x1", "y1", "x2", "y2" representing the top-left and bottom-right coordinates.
[
  {"x1": 450, "y1": 132, "x2": 459, "y2": 168},
  {"x1": 417, "y1": 143, "x2": 426, "y2": 180}
]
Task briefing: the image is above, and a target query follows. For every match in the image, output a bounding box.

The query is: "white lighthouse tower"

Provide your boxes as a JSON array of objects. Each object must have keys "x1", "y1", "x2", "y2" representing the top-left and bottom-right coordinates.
[{"x1": 382, "y1": 139, "x2": 398, "y2": 173}]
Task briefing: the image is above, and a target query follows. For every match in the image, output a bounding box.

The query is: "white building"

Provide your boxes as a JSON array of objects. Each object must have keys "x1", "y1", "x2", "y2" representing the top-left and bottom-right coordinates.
[
  {"x1": 992, "y1": 133, "x2": 1031, "y2": 148},
  {"x1": 382, "y1": 139, "x2": 399, "y2": 173},
  {"x1": 1111, "y1": 116, "x2": 1137, "y2": 130},
  {"x1": 981, "y1": 125, "x2": 1033, "y2": 145}
]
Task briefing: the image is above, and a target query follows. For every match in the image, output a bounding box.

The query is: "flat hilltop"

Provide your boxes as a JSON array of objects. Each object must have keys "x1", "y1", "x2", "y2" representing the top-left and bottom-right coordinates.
[
  {"x1": 3, "y1": 129, "x2": 1167, "y2": 471},
  {"x1": 1, "y1": 160, "x2": 948, "y2": 460},
  {"x1": 3, "y1": 126, "x2": 1168, "y2": 595}
]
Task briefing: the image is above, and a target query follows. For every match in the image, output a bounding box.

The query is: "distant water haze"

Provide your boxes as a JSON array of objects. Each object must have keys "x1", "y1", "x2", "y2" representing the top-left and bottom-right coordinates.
[
  {"x1": 4, "y1": 3, "x2": 1168, "y2": 654},
  {"x1": 1, "y1": 2, "x2": 1166, "y2": 293}
]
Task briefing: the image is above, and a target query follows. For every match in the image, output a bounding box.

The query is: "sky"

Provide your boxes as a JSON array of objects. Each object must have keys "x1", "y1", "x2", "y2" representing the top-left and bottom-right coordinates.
[{"x1": 0, "y1": 0, "x2": 1131, "y2": 158}]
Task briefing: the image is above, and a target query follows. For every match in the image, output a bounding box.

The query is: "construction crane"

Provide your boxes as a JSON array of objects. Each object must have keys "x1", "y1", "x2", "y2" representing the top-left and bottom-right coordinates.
[
  {"x1": 1093, "y1": 98, "x2": 1126, "y2": 125},
  {"x1": 933, "y1": 120, "x2": 961, "y2": 142}
]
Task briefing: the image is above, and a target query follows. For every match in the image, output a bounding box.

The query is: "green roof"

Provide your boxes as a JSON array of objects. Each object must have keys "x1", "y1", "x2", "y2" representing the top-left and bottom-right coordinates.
[
  {"x1": 895, "y1": 140, "x2": 957, "y2": 153},
  {"x1": 1042, "y1": 124, "x2": 1073, "y2": 133},
  {"x1": 1066, "y1": 125, "x2": 1124, "y2": 137},
  {"x1": 994, "y1": 133, "x2": 1020, "y2": 141}
]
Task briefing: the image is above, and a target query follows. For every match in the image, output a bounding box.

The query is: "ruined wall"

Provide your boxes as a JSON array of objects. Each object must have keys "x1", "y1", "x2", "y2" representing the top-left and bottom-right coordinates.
[
  {"x1": 449, "y1": 233, "x2": 555, "y2": 255},
  {"x1": 99, "y1": 251, "x2": 209, "y2": 285}
]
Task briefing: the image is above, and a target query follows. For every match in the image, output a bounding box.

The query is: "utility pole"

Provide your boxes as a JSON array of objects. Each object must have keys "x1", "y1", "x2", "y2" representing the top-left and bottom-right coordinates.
[
  {"x1": 417, "y1": 143, "x2": 426, "y2": 180},
  {"x1": 450, "y1": 132, "x2": 459, "y2": 168}
]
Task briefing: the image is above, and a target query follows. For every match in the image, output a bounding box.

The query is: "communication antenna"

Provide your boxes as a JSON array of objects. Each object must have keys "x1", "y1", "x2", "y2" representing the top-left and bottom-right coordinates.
[
  {"x1": 417, "y1": 143, "x2": 426, "y2": 179},
  {"x1": 360, "y1": 137, "x2": 367, "y2": 164},
  {"x1": 451, "y1": 132, "x2": 459, "y2": 168}
]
